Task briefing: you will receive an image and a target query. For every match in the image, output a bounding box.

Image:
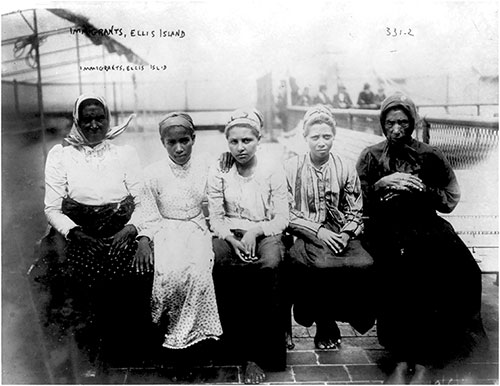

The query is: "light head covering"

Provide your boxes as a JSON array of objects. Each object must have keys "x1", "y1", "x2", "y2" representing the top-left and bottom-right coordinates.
[
  {"x1": 379, "y1": 92, "x2": 418, "y2": 137},
  {"x1": 224, "y1": 108, "x2": 264, "y2": 138},
  {"x1": 64, "y1": 93, "x2": 135, "y2": 147},
  {"x1": 302, "y1": 104, "x2": 336, "y2": 136},
  {"x1": 158, "y1": 112, "x2": 195, "y2": 139}
]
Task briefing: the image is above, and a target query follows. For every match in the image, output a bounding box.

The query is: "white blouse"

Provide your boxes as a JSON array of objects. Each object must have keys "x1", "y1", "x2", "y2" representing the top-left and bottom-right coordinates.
[
  {"x1": 44, "y1": 141, "x2": 143, "y2": 237},
  {"x1": 207, "y1": 159, "x2": 289, "y2": 240},
  {"x1": 138, "y1": 154, "x2": 210, "y2": 240}
]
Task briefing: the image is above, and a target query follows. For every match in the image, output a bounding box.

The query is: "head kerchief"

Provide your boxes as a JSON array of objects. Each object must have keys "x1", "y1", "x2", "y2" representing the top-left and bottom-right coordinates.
[
  {"x1": 224, "y1": 108, "x2": 264, "y2": 137},
  {"x1": 64, "y1": 93, "x2": 135, "y2": 147}
]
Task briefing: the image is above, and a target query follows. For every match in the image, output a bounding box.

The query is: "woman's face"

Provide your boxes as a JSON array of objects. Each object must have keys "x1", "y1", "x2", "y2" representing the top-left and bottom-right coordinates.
[
  {"x1": 79, "y1": 103, "x2": 109, "y2": 145},
  {"x1": 305, "y1": 123, "x2": 334, "y2": 158},
  {"x1": 384, "y1": 108, "x2": 411, "y2": 146},
  {"x1": 162, "y1": 126, "x2": 195, "y2": 165},
  {"x1": 226, "y1": 126, "x2": 260, "y2": 165}
]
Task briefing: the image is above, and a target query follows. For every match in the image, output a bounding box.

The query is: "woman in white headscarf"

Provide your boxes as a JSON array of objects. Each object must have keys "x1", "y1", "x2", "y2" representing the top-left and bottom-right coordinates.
[{"x1": 43, "y1": 94, "x2": 149, "y2": 376}]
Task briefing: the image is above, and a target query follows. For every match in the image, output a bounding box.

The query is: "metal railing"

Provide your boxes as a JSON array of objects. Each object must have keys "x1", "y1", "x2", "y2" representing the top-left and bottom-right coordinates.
[
  {"x1": 420, "y1": 115, "x2": 498, "y2": 169},
  {"x1": 286, "y1": 106, "x2": 499, "y2": 170}
]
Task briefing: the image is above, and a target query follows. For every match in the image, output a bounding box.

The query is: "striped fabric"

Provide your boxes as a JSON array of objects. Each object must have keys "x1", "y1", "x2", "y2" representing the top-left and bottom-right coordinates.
[{"x1": 285, "y1": 152, "x2": 364, "y2": 238}]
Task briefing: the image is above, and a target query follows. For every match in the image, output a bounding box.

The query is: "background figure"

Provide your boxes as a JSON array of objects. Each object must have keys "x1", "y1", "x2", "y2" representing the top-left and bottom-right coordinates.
[
  {"x1": 290, "y1": 77, "x2": 301, "y2": 106},
  {"x1": 276, "y1": 80, "x2": 289, "y2": 130},
  {"x1": 284, "y1": 105, "x2": 375, "y2": 351},
  {"x1": 299, "y1": 86, "x2": 312, "y2": 106},
  {"x1": 374, "y1": 87, "x2": 387, "y2": 108},
  {"x1": 42, "y1": 94, "x2": 152, "y2": 377},
  {"x1": 313, "y1": 85, "x2": 332, "y2": 105},
  {"x1": 332, "y1": 84, "x2": 353, "y2": 109},
  {"x1": 356, "y1": 93, "x2": 487, "y2": 384},
  {"x1": 357, "y1": 83, "x2": 377, "y2": 109},
  {"x1": 135, "y1": 112, "x2": 222, "y2": 353},
  {"x1": 208, "y1": 108, "x2": 289, "y2": 384}
]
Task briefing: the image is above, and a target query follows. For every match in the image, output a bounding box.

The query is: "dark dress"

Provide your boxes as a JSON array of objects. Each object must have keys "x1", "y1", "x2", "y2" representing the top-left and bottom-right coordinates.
[
  {"x1": 356, "y1": 139, "x2": 486, "y2": 366},
  {"x1": 32, "y1": 196, "x2": 152, "y2": 372}
]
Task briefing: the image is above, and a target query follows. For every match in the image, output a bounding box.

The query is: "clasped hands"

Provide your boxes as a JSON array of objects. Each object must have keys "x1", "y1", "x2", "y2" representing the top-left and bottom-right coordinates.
[
  {"x1": 68, "y1": 224, "x2": 137, "y2": 256},
  {"x1": 226, "y1": 228, "x2": 262, "y2": 263},
  {"x1": 69, "y1": 225, "x2": 153, "y2": 273},
  {"x1": 376, "y1": 172, "x2": 426, "y2": 201},
  {"x1": 317, "y1": 227, "x2": 350, "y2": 255}
]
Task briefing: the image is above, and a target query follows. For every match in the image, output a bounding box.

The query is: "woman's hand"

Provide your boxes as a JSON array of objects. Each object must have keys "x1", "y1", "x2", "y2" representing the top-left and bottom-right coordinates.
[
  {"x1": 240, "y1": 227, "x2": 263, "y2": 259},
  {"x1": 68, "y1": 227, "x2": 106, "y2": 254},
  {"x1": 317, "y1": 227, "x2": 349, "y2": 254},
  {"x1": 110, "y1": 224, "x2": 138, "y2": 257},
  {"x1": 133, "y1": 237, "x2": 153, "y2": 273},
  {"x1": 375, "y1": 172, "x2": 425, "y2": 192},
  {"x1": 226, "y1": 235, "x2": 254, "y2": 263},
  {"x1": 218, "y1": 152, "x2": 234, "y2": 173}
]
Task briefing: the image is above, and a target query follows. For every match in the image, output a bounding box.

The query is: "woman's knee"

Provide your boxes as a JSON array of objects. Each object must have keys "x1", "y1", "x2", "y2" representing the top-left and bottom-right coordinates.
[{"x1": 257, "y1": 236, "x2": 284, "y2": 269}]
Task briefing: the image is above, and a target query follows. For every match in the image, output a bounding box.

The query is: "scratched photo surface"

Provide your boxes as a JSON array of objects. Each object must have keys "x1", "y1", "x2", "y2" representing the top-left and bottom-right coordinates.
[{"x1": 2, "y1": 0, "x2": 498, "y2": 384}]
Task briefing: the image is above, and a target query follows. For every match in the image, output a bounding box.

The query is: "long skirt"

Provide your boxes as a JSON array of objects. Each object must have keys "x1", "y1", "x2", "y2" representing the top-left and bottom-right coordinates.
[
  {"x1": 151, "y1": 218, "x2": 222, "y2": 349},
  {"x1": 287, "y1": 232, "x2": 376, "y2": 335},
  {"x1": 31, "y1": 196, "x2": 153, "y2": 370},
  {"x1": 363, "y1": 214, "x2": 487, "y2": 366},
  {"x1": 212, "y1": 234, "x2": 286, "y2": 371}
]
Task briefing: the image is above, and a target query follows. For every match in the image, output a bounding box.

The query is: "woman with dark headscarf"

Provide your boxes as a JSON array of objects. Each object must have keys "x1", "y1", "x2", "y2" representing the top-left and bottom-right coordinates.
[
  {"x1": 44, "y1": 94, "x2": 149, "y2": 376},
  {"x1": 134, "y1": 112, "x2": 222, "y2": 350},
  {"x1": 207, "y1": 108, "x2": 289, "y2": 384},
  {"x1": 356, "y1": 93, "x2": 486, "y2": 384}
]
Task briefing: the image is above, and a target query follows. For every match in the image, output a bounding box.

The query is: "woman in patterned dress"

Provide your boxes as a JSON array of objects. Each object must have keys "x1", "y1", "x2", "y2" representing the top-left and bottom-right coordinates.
[
  {"x1": 135, "y1": 112, "x2": 223, "y2": 350},
  {"x1": 43, "y1": 93, "x2": 150, "y2": 376}
]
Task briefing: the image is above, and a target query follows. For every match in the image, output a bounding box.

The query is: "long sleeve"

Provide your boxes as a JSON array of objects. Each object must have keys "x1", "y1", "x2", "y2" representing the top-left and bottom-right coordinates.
[
  {"x1": 44, "y1": 145, "x2": 78, "y2": 237},
  {"x1": 259, "y1": 167, "x2": 289, "y2": 236},
  {"x1": 122, "y1": 145, "x2": 144, "y2": 228},
  {"x1": 207, "y1": 165, "x2": 233, "y2": 240},
  {"x1": 136, "y1": 170, "x2": 163, "y2": 240},
  {"x1": 338, "y1": 162, "x2": 364, "y2": 237},
  {"x1": 285, "y1": 157, "x2": 322, "y2": 237},
  {"x1": 426, "y1": 148, "x2": 461, "y2": 214},
  {"x1": 356, "y1": 147, "x2": 380, "y2": 217}
]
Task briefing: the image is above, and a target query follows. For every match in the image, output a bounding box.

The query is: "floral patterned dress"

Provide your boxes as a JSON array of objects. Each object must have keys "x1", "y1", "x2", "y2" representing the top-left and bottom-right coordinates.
[{"x1": 139, "y1": 154, "x2": 222, "y2": 349}]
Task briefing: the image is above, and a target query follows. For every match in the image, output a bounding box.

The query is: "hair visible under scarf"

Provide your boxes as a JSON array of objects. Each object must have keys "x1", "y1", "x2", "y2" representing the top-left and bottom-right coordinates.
[
  {"x1": 302, "y1": 104, "x2": 336, "y2": 136},
  {"x1": 158, "y1": 112, "x2": 195, "y2": 139},
  {"x1": 224, "y1": 108, "x2": 264, "y2": 137},
  {"x1": 64, "y1": 93, "x2": 135, "y2": 147}
]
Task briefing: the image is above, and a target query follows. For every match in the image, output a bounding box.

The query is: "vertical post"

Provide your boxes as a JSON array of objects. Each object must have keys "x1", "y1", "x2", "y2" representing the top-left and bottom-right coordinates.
[
  {"x1": 13, "y1": 79, "x2": 20, "y2": 115},
  {"x1": 477, "y1": 105, "x2": 480, "y2": 116},
  {"x1": 33, "y1": 10, "x2": 47, "y2": 159},
  {"x1": 445, "y1": 74, "x2": 450, "y2": 114},
  {"x1": 184, "y1": 80, "x2": 188, "y2": 111},
  {"x1": 102, "y1": 45, "x2": 107, "y2": 100},
  {"x1": 132, "y1": 74, "x2": 138, "y2": 113},
  {"x1": 112, "y1": 82, "x2": 118, "y2": 126},
  {"x1": 75, "y1": 33, "x2": 82, "y2": 94}
]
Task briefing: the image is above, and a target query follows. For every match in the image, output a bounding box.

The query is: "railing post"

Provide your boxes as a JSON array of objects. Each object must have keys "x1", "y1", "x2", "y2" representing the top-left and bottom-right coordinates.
[
  {"x1": 13, "y1": 79, "x2": 20, "y2": 115},
  {"x1": 422, "y1": 118, "x2": 430, "y2": 144}
]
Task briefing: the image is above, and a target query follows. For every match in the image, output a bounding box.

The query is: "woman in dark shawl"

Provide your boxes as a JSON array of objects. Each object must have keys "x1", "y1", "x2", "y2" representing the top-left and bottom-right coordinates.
[{"x1": 356, "y1": 93, "x2": 486, "y2": 384}]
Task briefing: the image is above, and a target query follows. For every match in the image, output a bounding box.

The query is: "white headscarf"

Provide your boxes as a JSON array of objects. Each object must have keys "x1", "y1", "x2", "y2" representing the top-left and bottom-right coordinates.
[{"x1": 64, "y1": 93, "x2": 135, "y2": 147}]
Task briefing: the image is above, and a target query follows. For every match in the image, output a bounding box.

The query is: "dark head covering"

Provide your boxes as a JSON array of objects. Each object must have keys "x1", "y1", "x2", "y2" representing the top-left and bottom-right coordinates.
[
  {"x1": 158, "y1": 112, "x2": 195, "y2": 139},
  {"x1": 64, "y1": 93, "x2": 135, "y2": 147},
  {"x1": 302, "y1": 104, "x2": 336, "y2": 136},
  {"x1": 379, "y1": 92, "x2": 418, "y2": 136},
  {"x1": 378, "y1": 93, "x2": 420, "y2": 172},
  {"x1": 224, "y1": 108, "x2": 264, "y2": 137}
]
